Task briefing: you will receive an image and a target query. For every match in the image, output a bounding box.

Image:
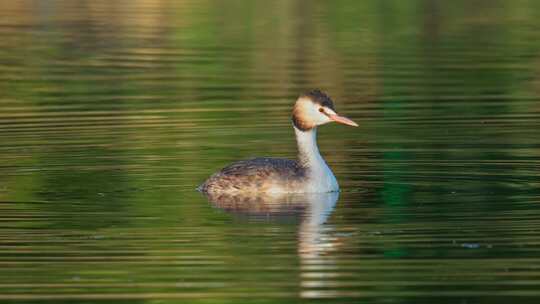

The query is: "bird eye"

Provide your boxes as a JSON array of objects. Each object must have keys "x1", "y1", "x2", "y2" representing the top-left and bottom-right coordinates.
[{"x1": 319, "y1": 108, "x2": 324, "y2": 113}]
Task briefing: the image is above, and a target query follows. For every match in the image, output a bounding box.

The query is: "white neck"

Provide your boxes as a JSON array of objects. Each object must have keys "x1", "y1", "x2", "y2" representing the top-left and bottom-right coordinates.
[{"x1": 294, "y1": 126, "x2": 339, "y2": 192}]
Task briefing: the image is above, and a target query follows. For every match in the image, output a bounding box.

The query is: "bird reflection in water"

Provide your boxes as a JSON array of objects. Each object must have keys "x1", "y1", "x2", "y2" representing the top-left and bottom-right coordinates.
[
  {"x1": 203, "y1": 191, "x2": 340, "y2": 256},
  {"x1": 203, "y1": 191, "x2": 343, "y2": 298}
]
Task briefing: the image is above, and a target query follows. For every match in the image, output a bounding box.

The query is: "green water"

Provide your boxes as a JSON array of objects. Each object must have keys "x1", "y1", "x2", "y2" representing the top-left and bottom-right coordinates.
[{"x1": 1, "y1": 0, "x2": 540, "y2": 303}]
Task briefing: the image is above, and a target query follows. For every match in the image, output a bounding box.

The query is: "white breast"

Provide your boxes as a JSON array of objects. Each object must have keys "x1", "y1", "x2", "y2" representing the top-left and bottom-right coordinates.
[{"x1": 295, "y1": 127, "x2": 339, "y2": 193}]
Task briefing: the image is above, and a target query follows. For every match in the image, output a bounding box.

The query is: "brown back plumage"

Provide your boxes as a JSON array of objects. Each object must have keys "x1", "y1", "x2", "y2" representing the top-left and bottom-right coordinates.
[{"x1": 198, "y1": 157, "x2": 307, "y2": 194}]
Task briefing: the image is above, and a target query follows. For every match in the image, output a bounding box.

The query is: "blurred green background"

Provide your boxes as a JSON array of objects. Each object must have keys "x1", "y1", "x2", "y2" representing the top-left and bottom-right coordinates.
[{"x1": 1, "y1": 0, "x2": 540, "y2": 303}]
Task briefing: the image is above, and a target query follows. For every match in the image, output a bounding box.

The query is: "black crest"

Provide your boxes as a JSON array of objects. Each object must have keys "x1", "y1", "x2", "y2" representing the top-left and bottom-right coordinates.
[{"x1": 301, "y1": 89, "x2": 335, "y2": 111}]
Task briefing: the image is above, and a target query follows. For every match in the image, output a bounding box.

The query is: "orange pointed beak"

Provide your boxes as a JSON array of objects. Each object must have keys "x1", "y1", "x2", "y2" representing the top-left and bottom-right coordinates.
[{"x1": 328, "y1": 113, "x2": 358, "y2": 127}]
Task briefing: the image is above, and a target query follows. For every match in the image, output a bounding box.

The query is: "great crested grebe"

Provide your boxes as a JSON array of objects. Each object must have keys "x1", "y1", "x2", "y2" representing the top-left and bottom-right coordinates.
[{"x1": 198, "y1": 90, "x2": 357, "y2": 194}]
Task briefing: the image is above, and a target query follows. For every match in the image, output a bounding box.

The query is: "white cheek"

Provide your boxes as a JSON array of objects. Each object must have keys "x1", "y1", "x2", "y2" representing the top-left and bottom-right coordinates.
[
  {"x1": 318, "y1": 114, "x2": 332, "y2": 125},
  {"x1": 317, "y1": 108, "x2": 335, "y2": 125},
  {"x1": 307, "y1": 107, "x2": 330, "y2": 125}
]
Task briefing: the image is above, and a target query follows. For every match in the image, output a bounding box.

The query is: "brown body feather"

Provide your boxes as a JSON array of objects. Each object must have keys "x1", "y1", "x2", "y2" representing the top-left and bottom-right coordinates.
[{"x1": 198, "y1": 157, "x2": 308, "y2": 194}]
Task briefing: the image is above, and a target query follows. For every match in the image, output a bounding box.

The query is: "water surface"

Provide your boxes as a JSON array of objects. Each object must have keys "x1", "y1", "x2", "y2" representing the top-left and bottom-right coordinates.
[{"x1": 1, "y1": 1, "x2": 540, "y2": 303}]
